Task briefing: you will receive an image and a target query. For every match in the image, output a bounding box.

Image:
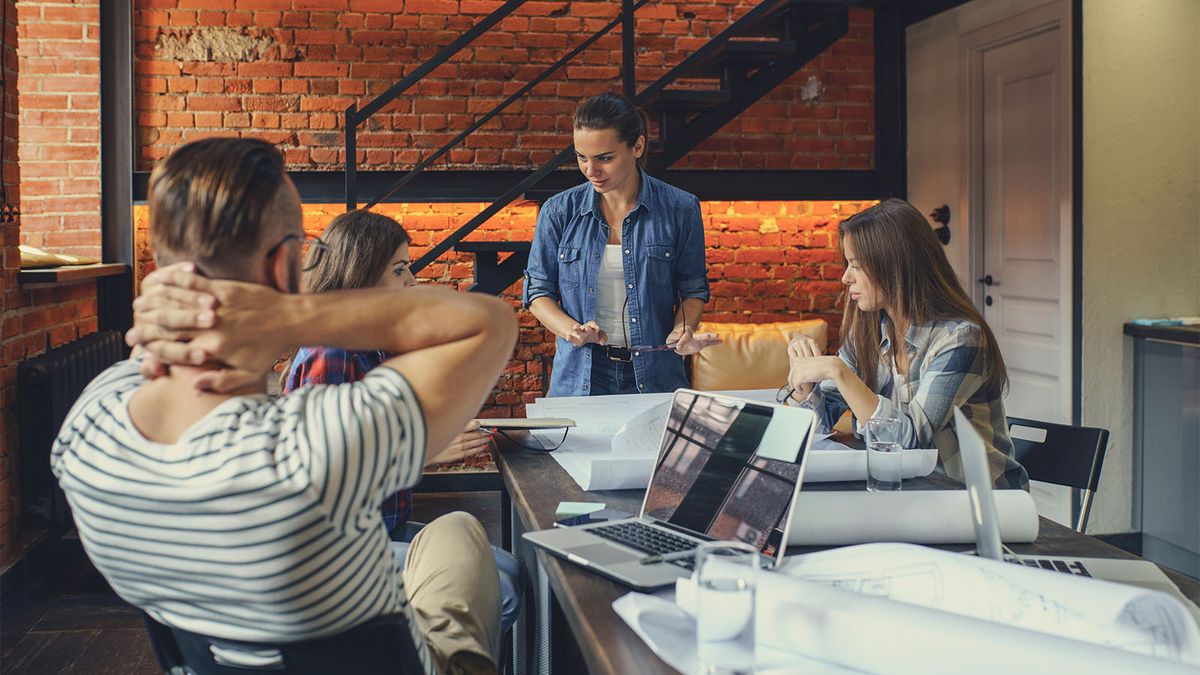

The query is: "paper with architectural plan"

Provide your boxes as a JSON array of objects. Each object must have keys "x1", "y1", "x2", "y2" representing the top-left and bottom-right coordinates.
[
  {"x1": 526, "y1": 389, "x2": 937, "y2": 490},
  {"x1": 623, "y1": 543, "x2": 1199, "y2": 674},
  {"x1": 786, "y1": 488, "x2": 1040, "y2": 545},
  {"x1": 526, "y1": 390, "x2": 777, "y2": 490}
]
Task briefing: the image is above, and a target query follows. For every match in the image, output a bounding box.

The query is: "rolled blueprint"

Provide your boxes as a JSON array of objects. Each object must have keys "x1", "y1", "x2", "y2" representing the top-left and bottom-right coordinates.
[{"x1": 786, "y1": 488, "x2": 1039, "y2": 545}]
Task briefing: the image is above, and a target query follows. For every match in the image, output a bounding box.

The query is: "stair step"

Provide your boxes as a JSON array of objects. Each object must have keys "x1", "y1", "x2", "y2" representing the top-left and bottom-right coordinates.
[
  {"x1": 723, "y1": 39, "x2": 797, "y2": 61},
  {"x1": 653, "y1": 89, "x2": 732, "y2": 111},
  {"x1": 454, "y1": 241, "x2": 531, "y2": 253},
  {"x1": 688, "y1": 39, "x2": 798, "y2": 79},
  {"x1": 739, "y1": 0, "x2": 841, "y2": 38}
]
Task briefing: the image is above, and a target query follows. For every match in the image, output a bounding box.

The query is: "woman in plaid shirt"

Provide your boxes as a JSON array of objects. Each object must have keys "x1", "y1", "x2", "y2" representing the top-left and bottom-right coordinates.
[
  {"x1": 784, "y1": 199, "x2": 1029, "y2": 490},
  {"x1": 283, "y1": 209, "x2": 524, "y2": 630}
]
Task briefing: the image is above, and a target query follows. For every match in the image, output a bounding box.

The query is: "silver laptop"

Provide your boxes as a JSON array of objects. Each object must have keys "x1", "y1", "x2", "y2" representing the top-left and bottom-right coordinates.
[
  {"x1": 955, "y1": 409, "x2": 1198, "y2": 613},
  {"x1": 524, "y1": 389, "x2": 816, "y2": 592}
]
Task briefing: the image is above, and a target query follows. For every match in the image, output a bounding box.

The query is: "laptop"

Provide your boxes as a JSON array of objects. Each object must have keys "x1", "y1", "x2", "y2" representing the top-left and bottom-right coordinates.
[
  {"x1": 955, "y1": 409, "x2": 1199, "y2": 615},
  {"x1": 523, "y1": 389, "x2": 816, "y2": 592}
]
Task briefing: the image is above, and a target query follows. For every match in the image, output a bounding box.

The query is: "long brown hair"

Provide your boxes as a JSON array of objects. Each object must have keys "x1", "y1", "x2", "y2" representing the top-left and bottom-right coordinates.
[
  {"x1": 302, "y1": 209, "x2": 411, "y2": 293},
  {"x1": 278, "y1": 210, "x2": 410, "y2": 389},
  {"x1": 838, "y1": 198, "x2": 1007, "y2": 396}
]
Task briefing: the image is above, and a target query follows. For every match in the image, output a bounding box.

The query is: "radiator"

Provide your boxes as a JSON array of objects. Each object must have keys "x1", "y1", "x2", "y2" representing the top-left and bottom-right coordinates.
[{"x1": 18, "y1": 330, "x2": 126, "y2": 527}]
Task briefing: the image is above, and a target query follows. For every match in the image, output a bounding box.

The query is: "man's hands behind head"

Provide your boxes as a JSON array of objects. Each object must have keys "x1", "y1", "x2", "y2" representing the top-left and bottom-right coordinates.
[{"x1": 127, "y1": 262, "x2": 295, "y2": 392}]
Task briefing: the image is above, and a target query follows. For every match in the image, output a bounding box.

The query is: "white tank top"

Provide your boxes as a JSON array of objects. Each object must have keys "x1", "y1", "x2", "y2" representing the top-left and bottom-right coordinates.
[{"x1": 594, "y1": 245, "x2": 630, "y2": 347}]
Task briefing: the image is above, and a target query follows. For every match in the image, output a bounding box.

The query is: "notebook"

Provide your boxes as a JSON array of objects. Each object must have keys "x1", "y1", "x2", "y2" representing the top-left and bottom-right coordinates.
[{"x1": 523, "y1": 389, "x2": 816, "y2": 592}]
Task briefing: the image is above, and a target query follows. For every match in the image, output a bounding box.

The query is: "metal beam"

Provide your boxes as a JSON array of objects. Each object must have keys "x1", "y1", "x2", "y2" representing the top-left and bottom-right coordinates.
[
  {"x1": 873, "y1": 6, "x2": 907, "y2": 198},
  {"x1": 138, "y1": 169, "x2": 882, "y2": 204}
]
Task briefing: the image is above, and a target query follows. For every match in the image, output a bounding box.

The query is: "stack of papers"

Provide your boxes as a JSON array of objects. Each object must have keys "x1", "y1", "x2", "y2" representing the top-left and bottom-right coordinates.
[
  {"x1": 525, "y1": 390, "x2": 939, "y2": 491},
  {"x1": 615, "y1": 543, "x2": 1200, "y2": 674}
]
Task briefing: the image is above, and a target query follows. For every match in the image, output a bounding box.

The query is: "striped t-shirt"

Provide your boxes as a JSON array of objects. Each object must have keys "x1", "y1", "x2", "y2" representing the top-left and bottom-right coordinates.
[{"x1": 50, "y1": 358, "x2": 436, "y2": 672}]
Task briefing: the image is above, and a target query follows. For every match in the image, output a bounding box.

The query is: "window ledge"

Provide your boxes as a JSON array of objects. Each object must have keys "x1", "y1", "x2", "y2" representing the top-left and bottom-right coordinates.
[{"x1": 18, "y1": 263, "x2": 128, "y2": 287}]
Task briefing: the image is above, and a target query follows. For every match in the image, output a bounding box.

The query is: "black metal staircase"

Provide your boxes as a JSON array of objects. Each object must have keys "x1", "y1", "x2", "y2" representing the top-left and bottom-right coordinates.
[{"x1": 343, "y1": 0, "x2": 853, "y2": 293}]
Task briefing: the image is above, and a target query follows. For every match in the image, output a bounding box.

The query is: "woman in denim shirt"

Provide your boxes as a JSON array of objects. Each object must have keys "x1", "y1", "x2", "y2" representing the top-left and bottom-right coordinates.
[{"x1": 523, "y1": 93, "x2": 719, "y2": 396}]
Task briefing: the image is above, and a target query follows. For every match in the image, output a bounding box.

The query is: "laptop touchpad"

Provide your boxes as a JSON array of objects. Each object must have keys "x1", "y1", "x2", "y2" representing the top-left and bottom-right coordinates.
[{"x1": 566, "y1": 543, "x2": 638, "y2": 565}]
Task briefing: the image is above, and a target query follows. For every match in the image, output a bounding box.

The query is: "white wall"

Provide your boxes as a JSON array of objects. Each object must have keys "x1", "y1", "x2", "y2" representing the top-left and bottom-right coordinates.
[
  {"x1": 906, "y1": 0, "x2": 1055, "y2": 286},
  {"x1": 908, "y1": 0, "x2": 1200, "y2": 534},
  {"x1": 1081, "y1": 0, "x2": 1200, "y2": 534}
]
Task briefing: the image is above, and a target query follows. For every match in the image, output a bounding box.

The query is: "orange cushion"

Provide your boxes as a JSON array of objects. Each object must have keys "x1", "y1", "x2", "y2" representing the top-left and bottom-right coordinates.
[{"x1": 690, "y1": 320, "x2": 828, "y2": 392}]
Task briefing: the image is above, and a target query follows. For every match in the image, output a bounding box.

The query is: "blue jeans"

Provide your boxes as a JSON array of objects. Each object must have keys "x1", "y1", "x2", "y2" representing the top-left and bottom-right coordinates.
[
  {"x1": 590, "y1": 348, "x2": 639, "y2": 395},
  {"x1": 391, "y1": 521, "x2": 523, "y2": 633}
]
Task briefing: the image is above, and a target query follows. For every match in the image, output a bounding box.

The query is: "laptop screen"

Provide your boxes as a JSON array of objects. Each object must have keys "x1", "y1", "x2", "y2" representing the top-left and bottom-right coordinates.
[{"x1": 641, "y1": 390, "x2": 812, "y2": 559}]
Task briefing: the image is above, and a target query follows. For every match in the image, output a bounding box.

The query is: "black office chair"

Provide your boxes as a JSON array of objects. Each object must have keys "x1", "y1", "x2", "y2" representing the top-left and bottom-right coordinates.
[
  {"x1": 141, "y1": 611, "x2": 426, "y2": 675},
  {"x1": 1006, "y1": 416, "x2": 1109, "y2": 533}
]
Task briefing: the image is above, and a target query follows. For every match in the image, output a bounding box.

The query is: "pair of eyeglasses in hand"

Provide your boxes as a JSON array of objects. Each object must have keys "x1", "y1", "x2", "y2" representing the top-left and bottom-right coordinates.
[{"x1": 628, "y1": 334, "x2": 723, "y2": 352}]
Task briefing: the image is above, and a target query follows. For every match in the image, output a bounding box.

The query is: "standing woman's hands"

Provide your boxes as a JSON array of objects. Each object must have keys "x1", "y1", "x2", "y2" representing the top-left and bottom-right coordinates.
[
  {"x1": 565, "y1": 320, "x2": 608, "y2": 348},
  {"x1": 667, "y1": 325, "x2": 722, "y2": 355}
]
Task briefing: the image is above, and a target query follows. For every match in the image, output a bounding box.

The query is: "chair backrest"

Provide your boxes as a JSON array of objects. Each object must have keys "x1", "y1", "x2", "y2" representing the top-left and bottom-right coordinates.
[
  {"x1": 689, "y1": 319, "x2": 827, "y2": 391},
  {"x1": 142, "y1": 611, "x2": 426, "y2": 675},
  {"x1": 1007, "y1": 416, "x2": 1109, "y2": 531}
]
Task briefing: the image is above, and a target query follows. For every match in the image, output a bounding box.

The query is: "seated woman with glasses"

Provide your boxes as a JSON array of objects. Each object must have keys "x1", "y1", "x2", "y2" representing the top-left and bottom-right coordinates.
[
  {"x1": 779, "y1": 199, "x2": 1028, "y2": 489},
  {"x1": 281, "y1": 209, "x2": 524, "y2": 631}
]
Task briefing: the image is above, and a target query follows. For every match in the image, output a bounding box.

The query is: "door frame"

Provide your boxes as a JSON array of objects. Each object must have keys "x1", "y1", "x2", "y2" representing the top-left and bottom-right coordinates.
[{"x1": 959, "y1": 0, "x2": 1075, "y2": 424}]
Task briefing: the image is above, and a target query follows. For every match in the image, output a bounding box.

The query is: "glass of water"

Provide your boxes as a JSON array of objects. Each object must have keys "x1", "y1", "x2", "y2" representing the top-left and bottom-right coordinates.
[
  {"x1": 695, "y1": 541, "x2": 760, "y2": 675},
  {"x1": 865, "y1": 416, "x2": 904, "y2": 491}
]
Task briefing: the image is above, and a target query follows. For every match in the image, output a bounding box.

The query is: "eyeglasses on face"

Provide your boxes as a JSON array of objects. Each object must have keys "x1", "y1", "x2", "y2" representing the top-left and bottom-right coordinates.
[{"x1": 266, "y1": 233, "x2": 330, "y2": 272}]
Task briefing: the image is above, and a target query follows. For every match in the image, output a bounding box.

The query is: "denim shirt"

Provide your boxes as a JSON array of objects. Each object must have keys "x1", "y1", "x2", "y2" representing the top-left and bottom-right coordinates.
[{"x1": 523, "y1": 171, "x2": 710, "y2": 397}]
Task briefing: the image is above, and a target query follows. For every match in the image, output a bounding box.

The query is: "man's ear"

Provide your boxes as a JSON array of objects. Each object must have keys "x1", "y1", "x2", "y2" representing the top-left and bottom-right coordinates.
[{"x1": 267, "y1": 247, "x2": 297, "y2": 294}]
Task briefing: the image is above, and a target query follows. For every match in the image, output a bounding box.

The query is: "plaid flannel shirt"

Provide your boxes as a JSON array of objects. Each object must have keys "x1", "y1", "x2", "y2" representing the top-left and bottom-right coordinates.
[
  {"x1": 803, "y1": 315, "x2": 1029, "y2": 490},
  {"x1": 284, "y1": 347, "x2": 413, "y2": 531}
]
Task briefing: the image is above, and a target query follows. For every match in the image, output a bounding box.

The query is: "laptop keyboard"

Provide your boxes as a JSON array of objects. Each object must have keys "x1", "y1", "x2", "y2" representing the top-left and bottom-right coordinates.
[
  {"x1": 590, "y1": 522, "x2": 698, "y2": 563},
  {"x1": 1007, "y1": 557, "x2": 1093, "y2": 577}
]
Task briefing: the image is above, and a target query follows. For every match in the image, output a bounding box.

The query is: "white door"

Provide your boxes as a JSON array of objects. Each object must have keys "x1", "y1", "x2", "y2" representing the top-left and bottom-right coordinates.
[
  {"x1": 977, "y1": 25, "x2": 1071, "y2": 425},
  {"x1": 964, "y1": 4, "x2": 1073, "y2": 526}
]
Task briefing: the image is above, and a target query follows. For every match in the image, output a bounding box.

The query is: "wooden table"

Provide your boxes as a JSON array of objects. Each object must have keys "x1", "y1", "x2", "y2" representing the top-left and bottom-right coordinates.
[{"x1": 496, "y1": 441, "x2": 1200, "y2": 675}]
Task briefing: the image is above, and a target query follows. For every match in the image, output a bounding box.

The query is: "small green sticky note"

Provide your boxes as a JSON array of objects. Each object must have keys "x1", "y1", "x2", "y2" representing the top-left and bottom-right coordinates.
[{"x1": 555, "y1": 501, "x2": 606, "y2": 519}]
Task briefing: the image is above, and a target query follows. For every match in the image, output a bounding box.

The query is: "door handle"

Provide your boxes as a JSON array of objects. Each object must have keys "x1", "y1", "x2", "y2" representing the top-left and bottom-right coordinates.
[{"x1": 977, "y1": 274, "x2": 999, "y2": 287}]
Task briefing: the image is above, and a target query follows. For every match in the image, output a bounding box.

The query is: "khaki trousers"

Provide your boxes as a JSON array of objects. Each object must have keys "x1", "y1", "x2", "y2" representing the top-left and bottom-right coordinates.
[{"x1": 402, "y1": 511, "x2": 502, "y2": 675}]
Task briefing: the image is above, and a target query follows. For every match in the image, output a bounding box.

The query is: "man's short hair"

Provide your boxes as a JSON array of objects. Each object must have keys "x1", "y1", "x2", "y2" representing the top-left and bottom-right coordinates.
[{"x1": 148, "y1": 137, "x2": 286, "y2": 272}]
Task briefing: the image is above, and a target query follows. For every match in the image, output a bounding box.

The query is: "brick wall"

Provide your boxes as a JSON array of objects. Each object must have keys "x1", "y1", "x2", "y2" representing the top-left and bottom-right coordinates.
[
  {"x1": 15, "y1": 0, "x2": 101, "y2": 259},
  {"x1": 134, "y1": 198, "x2": 870, "y2": 418},
  {"x1": 133, "y1": 2, "x2": 875, "y2": 171},
  {"x1": 1, "y1": 0, "x2": 100, "y2": 570}
]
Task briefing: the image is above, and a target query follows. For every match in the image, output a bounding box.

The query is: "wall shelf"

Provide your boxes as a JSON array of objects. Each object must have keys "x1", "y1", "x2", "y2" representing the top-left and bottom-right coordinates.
[{"x1": 18, "y1": 263, "x2": 128, "y2": 287}]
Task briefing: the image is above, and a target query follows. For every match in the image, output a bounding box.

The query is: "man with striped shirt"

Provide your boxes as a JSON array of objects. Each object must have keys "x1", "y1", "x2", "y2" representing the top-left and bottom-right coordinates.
[{"x1": 51, "y1": 138, "x2": 517, "y2": 674}]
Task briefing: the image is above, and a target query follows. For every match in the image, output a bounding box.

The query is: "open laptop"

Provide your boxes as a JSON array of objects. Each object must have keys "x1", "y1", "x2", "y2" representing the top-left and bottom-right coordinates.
[
  {"x1": 955, "y1": 409, "x2": 1199, "y2": 614},
  {"x1": 524, "y1": 389, "x2": 816, "y2": 592}
]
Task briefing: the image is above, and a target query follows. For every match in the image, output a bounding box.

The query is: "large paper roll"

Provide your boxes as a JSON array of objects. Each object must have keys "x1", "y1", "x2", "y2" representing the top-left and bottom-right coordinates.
[
  {"x1": 804, "y1": 447, "x2": 938, "y2": 482},
  {"x1": 786, "y1": 488, "x2": 1039, "y2": 545}
]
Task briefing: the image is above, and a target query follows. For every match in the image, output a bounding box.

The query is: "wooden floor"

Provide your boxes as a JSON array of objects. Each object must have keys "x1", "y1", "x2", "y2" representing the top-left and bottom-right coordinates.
[{"x1": 0, "y1": 492, "x2": 507, "y2": 675}]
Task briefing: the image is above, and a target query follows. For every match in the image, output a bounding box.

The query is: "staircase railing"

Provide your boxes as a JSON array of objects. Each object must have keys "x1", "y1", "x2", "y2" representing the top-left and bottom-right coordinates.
[
  {"x1": 343, "y1": 0, "x2": 641, "y2": 214},
  {"x1": 344, "y1": 0, "x2": 847, "y2": 276}
]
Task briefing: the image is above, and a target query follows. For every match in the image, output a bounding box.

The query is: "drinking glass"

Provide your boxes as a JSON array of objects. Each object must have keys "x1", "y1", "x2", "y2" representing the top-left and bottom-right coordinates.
[
  {"x1": 865, "y1": 416, "x2": 903, "y2": 491},
  {"x1": 695, "y1": 541, "x2": 760, "y2": 675}
]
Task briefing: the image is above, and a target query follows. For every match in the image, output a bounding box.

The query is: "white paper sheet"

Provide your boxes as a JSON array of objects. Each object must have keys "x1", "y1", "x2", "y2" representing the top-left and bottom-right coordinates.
[
  {"x1": 528, "y1": 389, "x2": 779, "y2": 491},
  {"x1": 786, "y1": 487, "x2": 1040, "y2": 546},
  {"x1": 612, "y1": 592, "x2": 857, "y2": 675}
]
